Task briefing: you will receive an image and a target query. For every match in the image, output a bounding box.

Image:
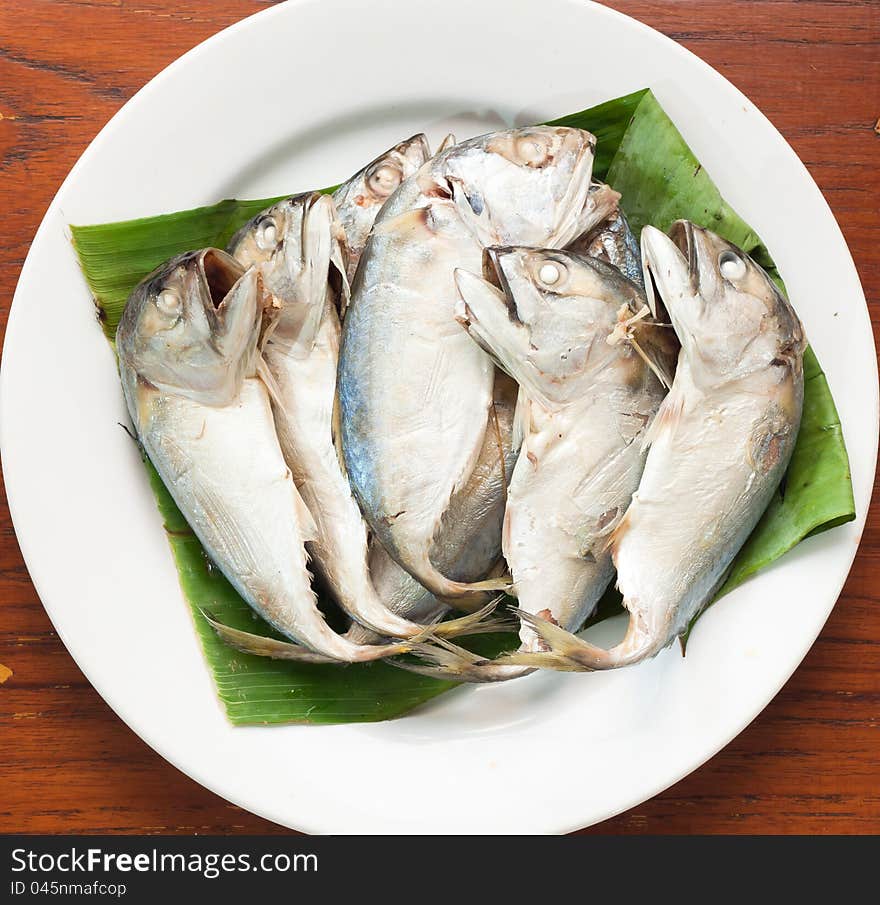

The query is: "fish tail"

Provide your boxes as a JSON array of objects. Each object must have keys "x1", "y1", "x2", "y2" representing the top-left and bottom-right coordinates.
[
  {"x1": 428, "y1": 597, "x2": 518, "y2": 639},
  {"x1": 510, "y1": 608, "x2": 656, "y2": 671},
  {"x1": 204, "y1": 609, "x2": 417, "y2": 664},
  {"x1": 201, "y1": 610, "x2": 336, "y2": 663},
  {"x1": 512, "y1": 609, "x2": 617, "y2": 671},
  {"x1": 421, "y1": 560, "x2": 513, "y2": 599},
  {"x1": 389, "y1": 638, "x2": 533, "y2": 683}
]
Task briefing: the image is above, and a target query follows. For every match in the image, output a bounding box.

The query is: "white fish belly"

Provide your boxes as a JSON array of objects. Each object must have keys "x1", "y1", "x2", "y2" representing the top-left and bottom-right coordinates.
[{"x1": 141, "y1": 378, "x2": 316, "y2": 638}]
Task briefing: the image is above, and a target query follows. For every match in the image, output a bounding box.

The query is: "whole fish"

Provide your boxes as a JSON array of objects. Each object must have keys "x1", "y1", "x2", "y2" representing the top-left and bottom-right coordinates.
[
  {"x1": 331, "y1": 130, "x2": 512, "y2": 636},
  {"x1": 226, "y1": 191, "x2": 494, "y2": 642},
  {"x1": 339, "y1": 126, "x2": 619, "y2": 600},
  {"x1": 510, "y1": 222, "x2": 805, "y2": 667},
  {"x1": 330, "y1": 131, "x2": 507, "y2": 639},
  {"x1": 116, "y1": 248, "x2": 415, "y2": 663},
  {"x1": 331, "y1": 133, "x2": 431, "y2": 281},
  {"x1": 404, "y1": 247, "x2": 668, "y2": 680}
]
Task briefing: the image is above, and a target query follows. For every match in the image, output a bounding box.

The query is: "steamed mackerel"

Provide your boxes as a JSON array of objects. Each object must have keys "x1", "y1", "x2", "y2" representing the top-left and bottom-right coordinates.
[
  {"x1": 115, "y1": 249, "x2": 412, "y2": 663},
  {"x1": 226, "y1": 191, "x2": 495, "y2": 643},
  {"x1": 339, "y1": 126, "x2": 618, "y2": 600},
  {"x1": 518, "y1": 222, "x2": 805, "y2": 667}
]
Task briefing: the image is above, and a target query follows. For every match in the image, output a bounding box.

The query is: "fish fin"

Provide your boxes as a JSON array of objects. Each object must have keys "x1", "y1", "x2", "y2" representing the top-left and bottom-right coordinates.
[
  {"x1": 435, "y1": 132, "x2": 457, "y2": 154},
  {"x1": 633, "y1": 338, "x2": 674, "y2": 391},
  {"x1": 437, "y1": 590, "x2": 491, "y2": 614},
  {"x1": 201, "y1": 610, "x2": 335, "y2": 663},
  {"x1": 256, "y1": 356, "x2": 285, "y2": 410},
  {"x1": 643, "y1": 389, "x2": 685, "y2": 449},
  {"x1": 512, "y1": 389, "x2": 531, "y2": 453},
  {"x1": 605, "y1": 507, "x2": 633, "y2": 555},
  {"x1": 371, "y1": 206, "x2": 440, "y2": 239},
  {"x1": 407, "y1": 548, "x2": 514, "y2": 600},
  {"x1": 465, "y1": 575, "x2": 513, "y2": 592},
  {"x1": 389, "y1": 656, "x2": 530, "y2": 683},
  {"x1": 513, "y1": 608, "x2": 657, "y2": 671},
  {"x1": 511, "y1": 609, "x2": 618, "y2": 670},
  {"x1": 290, "y1": 483, "x2": 320, "y2": 544},
  {"x1": 606, "y1": 303, "x2": 673, "y2": 390},
  {"x1": 389, "y1": 638, "x2": 532, "y2": 683},
  {"x1": 489, "y1": 650, "x2": 593, "y2": 672},
  {"x1": 429, "y1": 597, "x2": 518, "y2": 639}
]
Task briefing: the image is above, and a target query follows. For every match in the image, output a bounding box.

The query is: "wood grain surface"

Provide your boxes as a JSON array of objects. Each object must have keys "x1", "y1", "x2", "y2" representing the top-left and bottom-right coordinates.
[{"x1": 1, "y1": 0, "x2": 877, "y2": 835}]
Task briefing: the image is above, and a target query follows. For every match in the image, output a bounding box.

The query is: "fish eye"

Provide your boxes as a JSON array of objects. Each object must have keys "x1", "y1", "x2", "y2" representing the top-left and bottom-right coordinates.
[
  {"x1": 536, "y1": 260, "x2": 567, "y2": 288},
  {"x1": 366, "y1": 162, "x2": 403, "y2": 198},
  {"x1": 719, "y1": 250, "x2": 747, "y2": 280},
  {"x1": 515, "y1": 135, "x2": 551, "y2": 167},
  {"x1": 156, "y1": 287, "x2": 182, "y2": 318},
  {"x1": 256, "y1": 216, "x2": 280, "y2": 251}
]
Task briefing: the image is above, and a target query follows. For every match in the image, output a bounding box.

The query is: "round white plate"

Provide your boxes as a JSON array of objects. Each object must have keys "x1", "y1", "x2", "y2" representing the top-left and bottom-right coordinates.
[{"x1": 1, "y1": 0, "x2": 875, "y2": 834}]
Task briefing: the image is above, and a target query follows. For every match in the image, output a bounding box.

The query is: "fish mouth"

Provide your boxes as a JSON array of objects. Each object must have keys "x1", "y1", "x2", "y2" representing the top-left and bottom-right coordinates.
[
  {"x1": 481, "y1": 246, "x2": 521, "y2": 324},
  {"x1": 453, "y1": 252, "x2": 513, "y2": 335},
  {"x1": 197, "y1": 249, "x2": 246, "y2": 309},
  {"x1": 545, "y1": 138, "x2": 605, "y2": 246},
  {"x1": 640, "y1": 223, "x2": 695, "y2": 322},
  {"x1": 301, "y1": 192, "x2": 348, "y2": 305},
  {"x1": 271, "y1": 191, "x2": 338, "y2": 298},
  {"x1": 668, "y1": 219, "x2": 698, "y2": 279},
  {"x1": 299, "y1": 190, "x2": 334, "y2": 249},
  {"x1": 397, "y1": 132, "x2": 431, "y2": 166}
]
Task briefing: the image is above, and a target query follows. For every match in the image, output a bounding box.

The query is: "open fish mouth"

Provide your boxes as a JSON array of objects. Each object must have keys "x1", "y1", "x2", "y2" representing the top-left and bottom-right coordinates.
[
  {"x1": 668, "y1": 219, "x2": 698, "y2": 279},
  {"x1": 271, "y1": 191, "x2": 331, "y2": 266},
  {"x1": 399, "y1": 132, "x2": 431, "y2": 166},
  {"x1": 196, "y1": 248, "x2": 246, "y2": 309},
  {"x1": 641, "y1": 222, "x2": 695, "y2": 322},
  {"x1": 479, "y1": 246, "x2": 521, "y2": 323}
]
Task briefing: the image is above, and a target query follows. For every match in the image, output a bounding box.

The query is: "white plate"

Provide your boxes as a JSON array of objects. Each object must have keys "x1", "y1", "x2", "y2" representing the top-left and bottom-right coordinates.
[{"x1": 1, "y1": 0, "x2": 875, "y2": 834}]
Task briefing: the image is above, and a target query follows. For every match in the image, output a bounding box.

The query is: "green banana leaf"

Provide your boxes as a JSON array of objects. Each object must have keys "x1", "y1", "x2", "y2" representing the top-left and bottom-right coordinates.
[{"x1": 70, "y1": 88, "x2": 854, "y2": 724}]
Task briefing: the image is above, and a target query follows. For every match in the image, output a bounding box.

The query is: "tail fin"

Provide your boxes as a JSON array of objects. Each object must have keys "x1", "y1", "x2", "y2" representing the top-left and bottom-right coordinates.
[
  {"x1": 509, "y1": 609, "x2": 656, "y2": 671},
  {"x1": 413, "y1": 551, "x2": 513, "y2": 599},
  {"x1": 389, "y1": 637, "x2": 532, "y2": 683},
  {"x1": 428, "y1": 597, "x2": 518, "y2": 639},
  {"x1": 202, "y1": 610, "x2": 336, "y2": 663}
]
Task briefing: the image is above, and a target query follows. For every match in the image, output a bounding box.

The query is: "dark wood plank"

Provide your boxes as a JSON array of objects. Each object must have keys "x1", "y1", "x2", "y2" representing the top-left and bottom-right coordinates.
[{"x1": 0, "y1": 0, "x2": 877, "y2": 834}]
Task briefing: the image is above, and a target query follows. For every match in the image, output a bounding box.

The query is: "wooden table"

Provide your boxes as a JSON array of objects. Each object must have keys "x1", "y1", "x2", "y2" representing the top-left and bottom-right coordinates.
[{"x1": 1, "y1": 0, "x2": 877, "y2": 835}]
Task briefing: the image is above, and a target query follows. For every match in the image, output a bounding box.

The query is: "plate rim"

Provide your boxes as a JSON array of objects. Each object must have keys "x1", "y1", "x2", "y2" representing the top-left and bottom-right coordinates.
[{"x1": 1, "y1": 0, "x2": 876, "y2": 834}]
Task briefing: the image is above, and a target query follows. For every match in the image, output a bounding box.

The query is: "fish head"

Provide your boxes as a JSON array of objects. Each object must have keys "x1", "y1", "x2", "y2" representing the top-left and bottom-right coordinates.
[
  {"x1": 440, "y1": 127, "x2": 615, "y2": 248},
  {"x1": 455, "y1": 246, "x2": 644, "y2": 406},
  {"x1": 641, "y1": 221, "x2": 805, "y2": 382},
  {"x1": 228, "y1": 192, "x2": 349, "y2": 348},
  {"x1": 331, "y1": 134, "x2": 430, "y2": 278},
  {"x1": 335, "y1": 133, "x2": 430, "y2": 213},
  {"x1": 116, "y1": 248, "x2": 261, "y2": 406}
]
